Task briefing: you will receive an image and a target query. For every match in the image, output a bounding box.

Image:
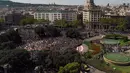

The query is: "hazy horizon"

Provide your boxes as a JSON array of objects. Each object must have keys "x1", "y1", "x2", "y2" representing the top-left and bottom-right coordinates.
[{"x1": 5, "y1": 0, "x2": 130, "y2": 5}]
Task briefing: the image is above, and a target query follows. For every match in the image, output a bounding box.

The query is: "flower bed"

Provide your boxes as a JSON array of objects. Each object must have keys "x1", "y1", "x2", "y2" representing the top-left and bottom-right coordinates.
[{"x1": 91, "y1": 43, "x2": 101, "y2": 55}]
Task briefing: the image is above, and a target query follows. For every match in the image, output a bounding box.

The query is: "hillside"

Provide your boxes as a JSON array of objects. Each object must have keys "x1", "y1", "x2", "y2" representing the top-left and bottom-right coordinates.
[
  {"x1": 0, "y1": 0, "x2": 49, "y2": 7},
  {"x1": 0, "y1": 0, "x2": 69, "y2": 7}
]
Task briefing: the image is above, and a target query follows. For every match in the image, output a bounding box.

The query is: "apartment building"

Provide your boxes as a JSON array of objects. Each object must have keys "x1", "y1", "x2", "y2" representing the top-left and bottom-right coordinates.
[{"x1": 33, "y1": 10, "x2": 77, "y2": 22}]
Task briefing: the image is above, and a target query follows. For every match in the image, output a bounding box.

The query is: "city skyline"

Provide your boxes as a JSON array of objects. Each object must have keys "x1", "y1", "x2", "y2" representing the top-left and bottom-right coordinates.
[{"x1": 9, "y1": 0, "x2": 130, "y2": 5}]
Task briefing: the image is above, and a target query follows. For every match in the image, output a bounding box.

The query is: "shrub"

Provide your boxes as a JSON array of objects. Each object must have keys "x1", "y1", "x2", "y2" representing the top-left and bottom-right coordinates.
[
  {"x1": 105, "y1": 34, "x2": 128, "y2": 41},
  {"x1": 58, "y1": 62, "x2": 80, "y2": 73},
  {"x1": 0, "y1": 49, "x2": 32, "y2": 73},
  {"x1": 0, "y1": 29, "x2": 22, "y2": 50}
]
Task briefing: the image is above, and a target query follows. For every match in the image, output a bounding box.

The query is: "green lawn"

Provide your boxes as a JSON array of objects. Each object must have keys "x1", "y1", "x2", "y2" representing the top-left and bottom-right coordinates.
[
  {"x1": 101, "y1": 39, "x2": 121, "y2": 45},
  {"x1": 87, "y1": 59, "x2": 130, "y2": 73},
  {"x1": 104, "y1": 53, "x2": 130, "y2": 62},
  {"x1": 104, "y1": 53, "x2": 130, "y2": 73},
  {"x1": 86, "y1": 59, "x2": 122, "y2": 73},
  {"x1": 110, "y1": 64, "x2": 130, "y2": 73}
]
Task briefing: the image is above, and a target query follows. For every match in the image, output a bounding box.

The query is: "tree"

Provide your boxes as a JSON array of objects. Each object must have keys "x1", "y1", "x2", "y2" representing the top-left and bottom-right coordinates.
[
  {"x1": 69, "y1": 20, "x2": 81, "y2": 27},
  {"x1": 45, "y1": 26, "x2": 61, "y2": 37},
  {"x1": 0, "y1": 29, "x2": 21, "y2": 50},
  {"x1": 54, "y1": 19, "x2": 68, "y2": 27},
  {"x1": 6, "y1": 29, "x2": 22, "y2": 44},
  {"x1": 0, "y1": 41, "x2": 16, "y2": 50},
  {"x1": 0, "y1": 49, "x2": 33, "y2": 73},
  {"x1": 116, "y1": 18, "x2": 127, "y2": 31},
  {"x1": 99, "y1": 18, "x2": 118, "y2": 25},
  {"x1": 49, "y1": 48, "x2": 81, "y2": 69},
  {"x1": 58, "y1": 62, "x2": 80, "y2": 73},
  {"x1": 100, "y1": 18, "x2": 111, "y2": 24},
  {"x1": 34, "y1": 26, "x2": 45, "y2": 38},
  {"x1": 100, "y1": 18, "x2": 128, "y2": 31},
  {"x1": 0, "y1": 18, "x2": 4, "y2": 23},
  {"x1": 35, "y1": 19, "x2": 50, "y2": 24},
  {"x1": 19, "y1": 17, "x2": 36, "y2": 25},
  {"x1": 30, "y1": 50, "x2": 49, "y2": 66},
  {"x1": 30, "y1": 48, "x2": 81, "y2": 69},
  {"x1": 0, "y1": 34, "x2": 9, "y2": 44},
  {"x1": 66, "y1": 29, "x2": 81, "y2": 39},
  {"x1": 34, "y1": 26, "x2": 61, "y2": 38}
]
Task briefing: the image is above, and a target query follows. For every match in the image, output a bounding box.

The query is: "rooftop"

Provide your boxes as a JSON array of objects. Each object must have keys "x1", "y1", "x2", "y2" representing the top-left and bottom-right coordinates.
[{"x1": 34, "y1": 10, "x2": 76, "y2": 13}]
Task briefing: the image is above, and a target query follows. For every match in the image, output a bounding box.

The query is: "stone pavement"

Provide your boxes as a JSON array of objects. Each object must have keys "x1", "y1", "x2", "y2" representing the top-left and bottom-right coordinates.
[{"x1": 89, "y1": 66, "x2": 106, "y2": 73}]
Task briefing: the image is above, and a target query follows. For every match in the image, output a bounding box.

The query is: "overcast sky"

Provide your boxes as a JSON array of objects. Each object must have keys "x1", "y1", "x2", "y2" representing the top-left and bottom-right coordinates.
[{"x1": 10, "y1": 0, "x2": 130, "y2": 5}]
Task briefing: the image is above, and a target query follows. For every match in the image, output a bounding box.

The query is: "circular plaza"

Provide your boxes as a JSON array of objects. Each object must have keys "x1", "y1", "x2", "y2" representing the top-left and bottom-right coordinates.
[{"x1": 104, "y1": 53, "x2": 130, "y2": 65}]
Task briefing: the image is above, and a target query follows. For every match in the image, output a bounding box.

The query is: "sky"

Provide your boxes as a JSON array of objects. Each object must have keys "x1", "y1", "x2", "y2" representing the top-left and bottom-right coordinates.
[{"x1": 10, "y1": 0, "x2": 130, "y2": 5}]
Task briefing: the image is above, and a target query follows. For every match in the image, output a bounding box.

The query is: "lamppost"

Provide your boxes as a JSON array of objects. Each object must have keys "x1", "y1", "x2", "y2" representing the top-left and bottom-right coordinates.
[
  {"x1": 34, "y1": 65, "x2": 43, "y2": 73},
  {"x1": 3, "y1": 64, "x2": 11, "y2": 73}
]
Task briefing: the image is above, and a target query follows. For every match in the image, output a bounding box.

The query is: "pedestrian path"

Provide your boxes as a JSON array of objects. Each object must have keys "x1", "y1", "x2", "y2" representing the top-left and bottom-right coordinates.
[
  {"x1": 89, "y1": 65, "x2": 106, "y2": 73},
  {"x1": 85, "y1": 35, "x2": 105, "y2": 41}
]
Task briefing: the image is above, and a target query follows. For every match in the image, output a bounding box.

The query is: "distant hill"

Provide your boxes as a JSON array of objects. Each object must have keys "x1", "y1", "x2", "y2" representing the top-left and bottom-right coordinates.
[
  {"x1": 0, "y1": 0, "x2": 10, "y2": 1},
  {"x1": 0, "y1": 0, "x2": 25, "y2": 7},
  {"x1": 0, "y1": 0, "x2": 49, "y2": 7},
  {"x1": 0, "y1": 0, "x2": 68, "y2": 7}
]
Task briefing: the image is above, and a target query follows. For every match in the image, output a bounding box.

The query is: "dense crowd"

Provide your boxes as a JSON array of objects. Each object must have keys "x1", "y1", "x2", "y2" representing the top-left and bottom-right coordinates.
[{"x1": 24, "y1": 37, "x2": 82, "y2": 51}]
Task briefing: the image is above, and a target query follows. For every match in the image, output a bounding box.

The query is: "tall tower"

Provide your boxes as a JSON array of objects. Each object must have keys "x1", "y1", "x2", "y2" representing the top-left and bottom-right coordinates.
[
  {"x1": 83, "y1": 0, "x2": 102, "y2": 30},
  {"x1": 84, "y1": 0, "x2": 95, "y2": 10}
]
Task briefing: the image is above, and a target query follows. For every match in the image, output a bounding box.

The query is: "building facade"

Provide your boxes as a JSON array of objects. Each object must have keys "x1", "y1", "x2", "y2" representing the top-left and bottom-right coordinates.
[
  {"x1": 83, "y1": 0, "x2": 102, "y2": 29},
  {"x1": 33, "y1": 10, "x2": 77, "y2": 22},
  {"x1": 5, "y1": 11, "x2": 24, "y2": 25},
  {"x1": 0, "y1": 15, "x2": 5, "y2": 20}
]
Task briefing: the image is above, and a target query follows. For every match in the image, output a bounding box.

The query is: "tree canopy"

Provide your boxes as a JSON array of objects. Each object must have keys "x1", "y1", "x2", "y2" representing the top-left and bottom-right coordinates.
[
  {"x1": 0, "y1": 18, "x2": 4, "y2": 23},
  {"x1": 0, "y1": 29, "x2": 22, "y2": 50},
  {"x1": 34, "y1": 26, "x2": 46, "y2": 38},
  {"x1": 34, "y1": 26, "x2": 61, "y2": 38},
  {"x1": 69, "y1": 20, "x2": 81, "y2": 27},
  {"x1": 19, "y1": 17, "x2": 36, "y2": 25},
  {"x1": 0, "y1": 49, "x2": 32, "y2": 73},
  {"x1": 30, "y1": 48, "x2": 81, "y2": 69},
  {"x1": 66, "y1": 29, "x2": 81, "y2": 39},
  {"x1": 54, "y1": 19, "x2": 82, "y2": 28},
  {"x1": 58, "y1": 62, "x2": 80, "y2": 73},
  {"x1": 116, "y1": 18, "x2": 127, "y2": 30},
  {"x1": 100, "y1": 18, "x2": 127, "y2": 30},
  {"x1": 54, "y1": 19, "x2": 68, "y2": 27},
  {"x1": 99, "y1": 18, "x2": 117, "y2": 24},
  {"x1": 35, "y1": 19, "x2": 50, "y2": 24}
]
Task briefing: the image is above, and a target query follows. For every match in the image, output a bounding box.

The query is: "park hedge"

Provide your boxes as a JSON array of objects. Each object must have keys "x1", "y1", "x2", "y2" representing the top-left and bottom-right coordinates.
[{"x1": 104, "y1": 34, "x2": 128, "y2": 41}]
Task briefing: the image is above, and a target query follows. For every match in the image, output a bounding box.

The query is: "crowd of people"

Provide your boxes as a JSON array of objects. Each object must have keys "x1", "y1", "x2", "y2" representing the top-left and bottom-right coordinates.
[
  {"x1": 17, "y1": 26, "x2": 130, "y2": 53},
  {"x1": 24, "y1": 37, "x2": 82, "y2": 51}
]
